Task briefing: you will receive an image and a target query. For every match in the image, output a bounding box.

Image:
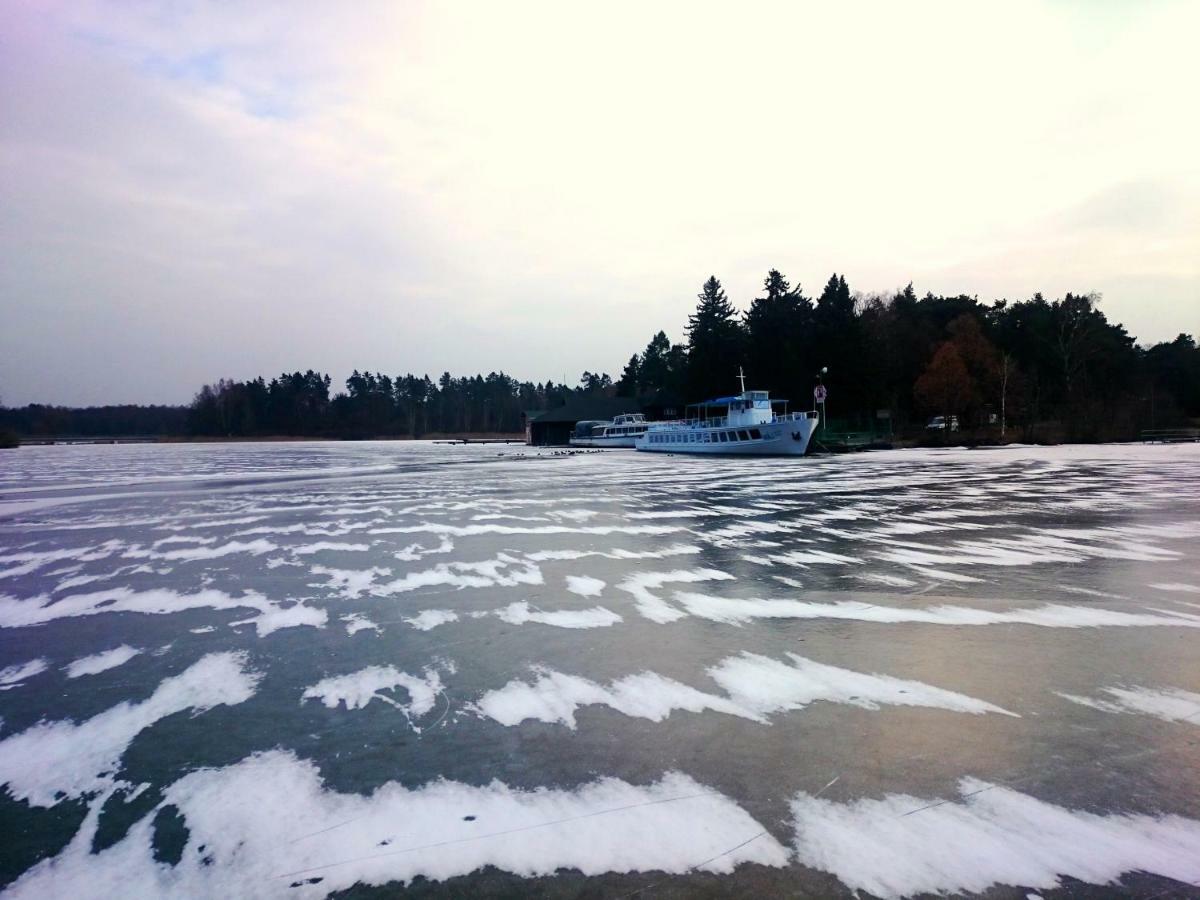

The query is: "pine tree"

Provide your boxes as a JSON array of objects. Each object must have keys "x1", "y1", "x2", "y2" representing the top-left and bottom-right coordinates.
[
  {"x1": 744, "y1": 269, "x2": 813, "y2": 400},
  {"x1": 686, "y1": 277, "x2": 745, "y2": 399},
  {"x1": 615, "y1": 355, "x2": 641, "y2": 397}
]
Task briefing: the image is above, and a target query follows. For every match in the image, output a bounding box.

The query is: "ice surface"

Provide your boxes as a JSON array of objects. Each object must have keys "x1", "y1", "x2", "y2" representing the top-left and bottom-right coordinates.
[
  {"x1": 3, "y1": 751, "x2": 788, "y2": 898},
  {"x1": 5, "y1": 441, "x2": 1200, "y2": 896},
  {"x1": 64, "y1": 645, "x2": 140, "y2": 679},
  {"x1": 0, "y1": 652, "x2": 259, "y2": 806},
  {"x1": 790, "y1": 777, "x2": 1200, "y2": 898}
]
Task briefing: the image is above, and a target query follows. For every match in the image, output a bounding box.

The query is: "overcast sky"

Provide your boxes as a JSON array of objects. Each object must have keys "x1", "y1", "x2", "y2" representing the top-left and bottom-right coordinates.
[{"x1": 2, "y1": 1, "x2": 1197, "y2": 406}]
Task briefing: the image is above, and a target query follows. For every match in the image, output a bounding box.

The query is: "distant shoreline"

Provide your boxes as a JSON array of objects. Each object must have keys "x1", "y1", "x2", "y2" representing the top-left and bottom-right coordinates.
[{"x1": 10, "y1": 432, "x2": 525, "y2": 447}]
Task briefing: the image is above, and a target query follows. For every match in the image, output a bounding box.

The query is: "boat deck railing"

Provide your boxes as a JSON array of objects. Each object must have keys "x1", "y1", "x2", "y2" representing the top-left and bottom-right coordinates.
[{"x1": 647, "y1": 410, "x2": 817, "y2": 432}]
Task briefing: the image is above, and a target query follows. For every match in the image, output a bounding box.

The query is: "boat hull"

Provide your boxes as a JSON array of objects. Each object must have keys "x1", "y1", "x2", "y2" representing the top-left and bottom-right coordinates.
[
  {"x1": 635, "y1": 415, "x2": 818, "y2": 456},
  {"x1": 569, "y1": 435, "x2": 640, "y2": 448}
]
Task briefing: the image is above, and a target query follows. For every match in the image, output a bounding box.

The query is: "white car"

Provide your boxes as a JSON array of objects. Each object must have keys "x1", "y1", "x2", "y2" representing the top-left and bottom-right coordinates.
[{"x1": 926, "y1": 415, "x2": 959, "y2": 432}]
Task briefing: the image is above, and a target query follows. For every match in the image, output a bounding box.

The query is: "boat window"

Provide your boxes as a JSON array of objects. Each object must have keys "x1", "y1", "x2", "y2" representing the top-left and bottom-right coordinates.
[
  {"x1": 737, "y1": 430, "x2": 749, "y2": 441},
  {"x1": 717, "y1": 431, "x2": 727, "y2": 442},
  {"x1": 749, "y1": 428, "x2": 761, "y2": 439}
]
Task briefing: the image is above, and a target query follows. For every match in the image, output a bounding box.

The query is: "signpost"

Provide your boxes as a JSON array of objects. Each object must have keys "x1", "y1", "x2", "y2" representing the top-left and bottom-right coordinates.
[{"x1": 814, "y1": 381, "x2": 828, "y2": 433}]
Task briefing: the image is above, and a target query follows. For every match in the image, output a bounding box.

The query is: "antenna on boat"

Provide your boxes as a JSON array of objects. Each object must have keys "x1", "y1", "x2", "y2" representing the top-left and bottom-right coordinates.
[{"x1": 737, "y1": 366, "x2": 746, "y2": 393}]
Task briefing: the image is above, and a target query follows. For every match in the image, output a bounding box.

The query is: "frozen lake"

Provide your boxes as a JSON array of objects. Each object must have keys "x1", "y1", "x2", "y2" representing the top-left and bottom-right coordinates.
[{"x1": 1, "y1": 440, "x2": 1199, "y2": 898}]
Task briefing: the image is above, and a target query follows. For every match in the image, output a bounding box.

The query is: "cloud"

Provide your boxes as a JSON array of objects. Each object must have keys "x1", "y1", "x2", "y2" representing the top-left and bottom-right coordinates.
[{"x1": 2, "y1": 1, "x2": 1198, "y2": 404}]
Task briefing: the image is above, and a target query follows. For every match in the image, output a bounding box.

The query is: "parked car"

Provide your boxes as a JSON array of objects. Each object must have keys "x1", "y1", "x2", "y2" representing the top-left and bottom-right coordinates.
[{"x1": 926, "y1": 415, "x2": 959, "y2": 432}]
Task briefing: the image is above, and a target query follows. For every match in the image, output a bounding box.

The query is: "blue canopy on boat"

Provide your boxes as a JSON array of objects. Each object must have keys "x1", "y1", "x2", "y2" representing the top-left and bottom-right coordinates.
[{"x1": 695, "y1": 395, "x2": 788, "y2": 405}]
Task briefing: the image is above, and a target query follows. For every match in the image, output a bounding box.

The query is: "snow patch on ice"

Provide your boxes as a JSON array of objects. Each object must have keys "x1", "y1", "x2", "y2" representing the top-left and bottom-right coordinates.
[
  {"x1": 709, "y1": 653, "x2": 1016, "y2": 718},
  {"x1": 341, "y1": 613, "x2": 381, "y2": 635},
  {"x1": 0, "y1": 587, "x2": 326, "y2": 637},
  {"x1": 231, "y1": 603, "x2": 328, "y2": 637},
  {"x1": 372, "y1": 522, "x2": 682, "y2": 537},
  {"x1": 566, "y1": 575, "x2": 605, "y2": 598},
  {"x1": 493, "y1": 602, "x2": 622, "y2": 629},
  {"x1": 309, "y1": 565, "x2": 391, "y2": 599},
  {"x1": 669, "y1": 592, "x2": 1200, "y2": 629},
  {"x1": 1150, "y1": 582, "x2": 1200, "y2": 593},
  {"x1": 474, "y1": 654, "x2": 1012, "y2": 728},
  {"x1": 64, "y1": 646, "x2": 140, "y2": 679},
  {"x1": 403, "y1": 609, "x2": 459, "y2": 631},
  {"x1": 617, "y1": 569, "x2": 735, "y2": 623},
  {"x1": 853, "y1": 572, "x2": 920, "y2": 588},
  {"x1": 524, "y1": 544, "x2": 700, "y2": 562},
  {"x1": 0, "y1": 658, "x2": 48, "y2": 690},
  {"x1": 301, "y1": 664, "x2": 447, "y2": 727},
  {"x1": 790, "y1": 777, "x2": 1200, "y2": 898},
  {"x1": 473, "y1": 668, "x2": 757, "y2": 728},
  {"x1": 1058, "y1": 685, "x2": 1200, "y2": 725},
  {"x1": 373, "y1": 554, "x2": 542, "y2": 595},
  {"x1": 0, "y1": 652, "x2": 259, "y2": 807},
  {"x1": 124, "y1": 539, "x2": 276, "y2": 562},
  {"x1": 290, "y1": 541, "x2": 370, "y2": 556},
  {"x1": 744, "y1": 549, "x2": 861, "y2": 566},
  {"x1": 0, "y1": 544, "x2": 122, "y2": 580},
  {"x1": 394, "y1": 536, "x2": 454, "y2": 561},
  {"x1": 3, "y1": 751, "x2": 787, "y2": 897}
]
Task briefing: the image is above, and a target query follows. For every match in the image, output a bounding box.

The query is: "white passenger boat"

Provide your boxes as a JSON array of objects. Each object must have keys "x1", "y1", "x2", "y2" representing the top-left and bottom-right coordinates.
[
  {"x1": 569, "y1": 413, "x2": 649, "y2": 448},
  {"x1": 635, "y1": 372, "x2": 819, "y2": 456}
]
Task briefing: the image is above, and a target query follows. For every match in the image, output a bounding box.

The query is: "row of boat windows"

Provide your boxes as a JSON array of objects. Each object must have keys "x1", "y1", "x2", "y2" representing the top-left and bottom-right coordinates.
[
  {"x1": 601, "y1": 426, "x2": 647, "y2": 436},
  {"x1": 647, "y1": 428, "x2": 763, "y2": 444}
]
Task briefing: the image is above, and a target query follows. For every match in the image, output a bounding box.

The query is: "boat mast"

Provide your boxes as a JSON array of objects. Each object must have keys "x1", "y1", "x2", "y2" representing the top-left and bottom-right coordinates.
[{"x1": 737, "y1": 366, "x2": 747, "y2": 393}]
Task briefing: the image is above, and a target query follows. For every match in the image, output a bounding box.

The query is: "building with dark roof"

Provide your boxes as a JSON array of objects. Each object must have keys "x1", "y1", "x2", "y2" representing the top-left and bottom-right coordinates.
[{"x1": 527, "y1": 395, "x2": 644, "y2": 446}]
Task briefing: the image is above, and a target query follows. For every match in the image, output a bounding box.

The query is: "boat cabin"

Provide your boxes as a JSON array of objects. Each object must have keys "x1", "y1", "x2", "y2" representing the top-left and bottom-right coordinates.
[{"x1": 688, "y1": 390, "x2": 786, "y2": 428}]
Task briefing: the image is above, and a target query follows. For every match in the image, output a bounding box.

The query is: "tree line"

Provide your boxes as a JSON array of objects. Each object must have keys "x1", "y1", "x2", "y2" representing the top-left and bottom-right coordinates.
[
  {"x1": 3, "y1": 271, "x2": 1196, "y2": 442},
  {"x1": 613, "y1": 272, "x2": 1199, "y2": 442},
  {"x1": 183, "y1": 371, "x2": 577, "y2": 437}
]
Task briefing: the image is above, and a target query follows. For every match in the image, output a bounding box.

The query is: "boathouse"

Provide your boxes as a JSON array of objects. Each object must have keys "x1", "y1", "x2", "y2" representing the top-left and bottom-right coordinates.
[{"x1": 527, "y1": 396, "x2": 643, "y2": 446}]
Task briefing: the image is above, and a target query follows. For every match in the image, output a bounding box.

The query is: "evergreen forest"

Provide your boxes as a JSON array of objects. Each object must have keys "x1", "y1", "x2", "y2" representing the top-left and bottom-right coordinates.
[{"x1": 3, "y1": 272, "x2": 1197, "y2": 443}]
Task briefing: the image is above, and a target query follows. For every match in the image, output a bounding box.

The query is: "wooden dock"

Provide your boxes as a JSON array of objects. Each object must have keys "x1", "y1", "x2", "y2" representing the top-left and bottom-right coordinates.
[{"x1": 433, "y1": 438, "x2": 526, "y2": 445}]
